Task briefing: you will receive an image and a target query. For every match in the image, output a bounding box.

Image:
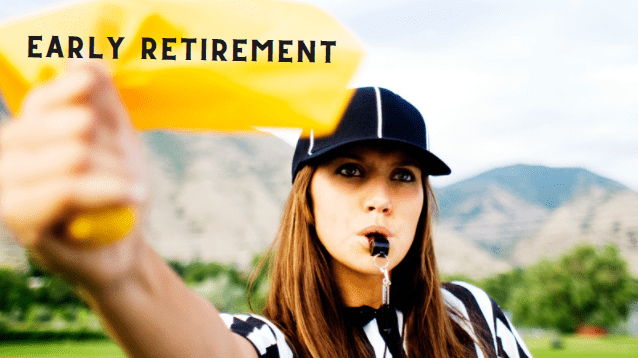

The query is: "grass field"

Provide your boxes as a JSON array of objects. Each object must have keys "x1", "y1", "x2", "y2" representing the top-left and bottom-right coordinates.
[
  {"x1": 1, "y1": 335, "x2": 637, "y2": 357},
  {"x1": 0, "y1": 340, "x2": 125, "y2": 357},
  {"x1": 525, "y1": 334, "x2": 638, "y2": 358}
]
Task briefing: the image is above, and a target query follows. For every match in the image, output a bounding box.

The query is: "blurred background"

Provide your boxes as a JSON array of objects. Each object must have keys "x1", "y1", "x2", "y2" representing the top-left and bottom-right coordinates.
[{"x1": 0, "y1": 0, "x2": 637, "y2": 357}]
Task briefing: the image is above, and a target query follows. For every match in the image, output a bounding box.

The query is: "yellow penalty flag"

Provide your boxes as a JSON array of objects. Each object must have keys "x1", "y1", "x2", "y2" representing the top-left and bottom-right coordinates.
[
  {"x1": 0, "y1": 0, "x2": 363, "y2": 135},
  {"x1": 0, "y1": 0, "x2": 364, "y2": 246}
]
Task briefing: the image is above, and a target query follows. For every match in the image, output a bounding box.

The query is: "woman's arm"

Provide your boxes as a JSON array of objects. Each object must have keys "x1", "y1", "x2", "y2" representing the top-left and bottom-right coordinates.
[
  {"x1": 83, "y1": 237, "x2": 258, "y2": 358},
  {"x1": 0, "y1": 60, "x2": 257, "y2": 358}
]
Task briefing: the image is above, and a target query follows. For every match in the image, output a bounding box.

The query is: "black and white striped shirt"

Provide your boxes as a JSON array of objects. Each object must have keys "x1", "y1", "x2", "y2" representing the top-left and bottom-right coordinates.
[{"x1": 220, "y1": 281, "x2": 532, "y2": 358}]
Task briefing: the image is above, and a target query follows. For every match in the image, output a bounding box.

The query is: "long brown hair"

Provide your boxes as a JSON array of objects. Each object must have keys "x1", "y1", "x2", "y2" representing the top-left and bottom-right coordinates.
[{"x1": 257, "y1": 164, "x2": 486, "y2": 357}]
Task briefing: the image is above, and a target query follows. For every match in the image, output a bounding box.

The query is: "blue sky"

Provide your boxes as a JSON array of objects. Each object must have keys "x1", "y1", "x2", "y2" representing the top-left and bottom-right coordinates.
[{"x1": 2, "y1": 0, "x2": 637, "y2": 190}]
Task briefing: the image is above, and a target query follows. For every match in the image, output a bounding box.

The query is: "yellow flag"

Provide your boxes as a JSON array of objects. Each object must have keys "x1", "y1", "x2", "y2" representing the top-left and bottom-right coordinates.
[
  {"x1": 0, "y1": 0, "x2": 364, "y2": 246},
  {"x1": 0, "y1": 0, "x2": 363, "y2": 135}
]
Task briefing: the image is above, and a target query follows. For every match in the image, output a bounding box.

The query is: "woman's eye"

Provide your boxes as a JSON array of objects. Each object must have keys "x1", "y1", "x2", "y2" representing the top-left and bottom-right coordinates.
[
  {"x1": 393, "y1": 170, "x2": 415, "y2": 182},
  {"x1": 336, "y1": 164, "x2": 362, "y2": 177}
]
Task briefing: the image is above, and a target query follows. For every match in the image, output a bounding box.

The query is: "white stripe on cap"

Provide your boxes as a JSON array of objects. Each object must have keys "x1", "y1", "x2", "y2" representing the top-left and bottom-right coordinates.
[
  {"x1": 308, "y1": 129, "x2": 314, "y2": 155},
  {"x1": 374, "y1": 87, "x2": 383, "y2": 138}
]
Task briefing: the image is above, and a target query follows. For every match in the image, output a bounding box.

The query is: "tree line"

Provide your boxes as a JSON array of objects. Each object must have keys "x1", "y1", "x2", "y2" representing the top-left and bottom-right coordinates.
[
  {"x1": 1, "y1": 244, "x2": 637, "y2": 339},
  {"x1": 478, "y1": 244, "x2": 638, "y2": 333}
]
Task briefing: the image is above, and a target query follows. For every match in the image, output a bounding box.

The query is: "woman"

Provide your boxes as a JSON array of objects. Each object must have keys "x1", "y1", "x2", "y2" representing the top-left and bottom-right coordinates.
[{"x1": 0, "y1": 62, "x2": 531, "y2": 357}]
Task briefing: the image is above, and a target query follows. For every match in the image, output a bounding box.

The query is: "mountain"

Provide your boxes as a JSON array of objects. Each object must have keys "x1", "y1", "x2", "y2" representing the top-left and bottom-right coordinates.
[
  {"x1": 0, "y1": 135, "x2": 635, "y2": 278},
  {"x1": 512, "y1": 186, "x2": 638, "y2": 275},
  {"x1": 434, "y1": 164, "x2": 629, "y2": 259},
  {"x1": 0, "y1": 132, "x2": 295, "y2": 271},
  {"x1": 142, "y1": 134, "x2": 522, "y2": 275},
  {"x1": 432, "y1": 224, "x2": 512, "y2": 279},
  {"x1": 143, "y1": 132, "x2": 294, "y2": 268},
  {"x1": 437, "y1": 165, "x2": 628, "y2": 212}
]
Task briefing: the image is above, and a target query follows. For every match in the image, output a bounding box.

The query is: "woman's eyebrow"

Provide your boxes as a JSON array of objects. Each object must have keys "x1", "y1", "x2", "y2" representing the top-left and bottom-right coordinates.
[
  {"x1": 333, "y1": 155, "x2": 420, "y2": 168},
  {"x1": 395, "y1": 159, "x2": 421, "y2": 168},
  {"x1": 334, "y1": 153, "x2": 363, "y2": 161}
]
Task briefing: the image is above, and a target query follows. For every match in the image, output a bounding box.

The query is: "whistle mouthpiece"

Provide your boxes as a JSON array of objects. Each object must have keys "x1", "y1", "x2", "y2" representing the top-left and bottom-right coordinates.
[{"x1": 368, "y1": 233, "x2": 390, "y2": 257}]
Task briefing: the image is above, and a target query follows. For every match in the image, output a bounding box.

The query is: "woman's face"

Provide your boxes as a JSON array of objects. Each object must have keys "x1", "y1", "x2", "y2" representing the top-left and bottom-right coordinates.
[{"x1": 310, "y1": 144, "x2": 424, "y2": 277}]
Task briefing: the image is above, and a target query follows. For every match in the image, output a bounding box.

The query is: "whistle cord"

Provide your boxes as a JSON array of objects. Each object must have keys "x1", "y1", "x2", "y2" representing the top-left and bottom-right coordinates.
[
  {"x1": 376, "y1": 304, "x2": 404, "y2": 358},
  {"x1": 367, "y1": 235, "x2": 404, "y2": 357}
]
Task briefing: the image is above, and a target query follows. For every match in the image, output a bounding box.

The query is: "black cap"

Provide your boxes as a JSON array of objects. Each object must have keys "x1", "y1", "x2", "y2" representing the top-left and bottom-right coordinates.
[{"x1": 292, "y1": 87, "x2": 451, "y2": 182}]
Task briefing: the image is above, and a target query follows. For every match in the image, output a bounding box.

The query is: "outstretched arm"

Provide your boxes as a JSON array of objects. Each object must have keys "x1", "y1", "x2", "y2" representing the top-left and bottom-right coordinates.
[
  {"x1": 0, "y1": 60, "x2": 257, "y2": 358},
  {"x1": 84, "y1": 237, "x2": 258, "y2": 358}
]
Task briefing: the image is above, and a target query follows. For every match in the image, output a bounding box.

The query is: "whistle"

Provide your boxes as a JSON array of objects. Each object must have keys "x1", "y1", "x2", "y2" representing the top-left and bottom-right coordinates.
[{"x1": 368, "y1": 234, "x2": 390, "y2": 257}]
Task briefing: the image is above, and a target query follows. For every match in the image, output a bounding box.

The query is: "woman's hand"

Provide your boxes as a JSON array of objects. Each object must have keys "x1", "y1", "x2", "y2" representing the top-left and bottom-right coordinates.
[
  {"x1": 0, "y1": 60, "x2": 149, "y2": 292},
  {"x1": 0, "y1": 60, "x2": 258, "y2": 358}
]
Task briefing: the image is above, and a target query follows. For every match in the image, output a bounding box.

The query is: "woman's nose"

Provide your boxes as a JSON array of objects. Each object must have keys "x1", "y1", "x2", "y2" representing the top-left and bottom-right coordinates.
[{"x1": 364, "y1": 179, "x2": 392, "y2": 214}]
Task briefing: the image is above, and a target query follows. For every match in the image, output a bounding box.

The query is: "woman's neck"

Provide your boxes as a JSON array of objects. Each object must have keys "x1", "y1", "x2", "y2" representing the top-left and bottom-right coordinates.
[{"x1": 332, "y1": 262, "x2": 386, "y2": 309}]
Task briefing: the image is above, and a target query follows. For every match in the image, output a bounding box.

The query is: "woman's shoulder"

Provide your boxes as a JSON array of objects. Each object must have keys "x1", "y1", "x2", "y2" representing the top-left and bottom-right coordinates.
[
  {"x1": 441, "y1": 281, "x2": 495, "y2": 319},
  {"x1": 441, "y1": 281, "x2": 533, "y2": 358},
  {"x1": 219, "y1": 313, "x2": 294, "y2": 358}
]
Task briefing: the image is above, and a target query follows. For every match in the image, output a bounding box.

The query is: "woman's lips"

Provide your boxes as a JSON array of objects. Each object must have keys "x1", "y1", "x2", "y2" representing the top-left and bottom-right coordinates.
[{"x1": 358, "y1": 225, "x2": 392, "y2": 241}]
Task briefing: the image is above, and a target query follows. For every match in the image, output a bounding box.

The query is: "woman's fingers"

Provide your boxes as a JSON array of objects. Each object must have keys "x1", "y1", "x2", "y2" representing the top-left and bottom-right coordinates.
[
  {"x1": 0, "y1": 58, "x2": 150, "y2": 292},
  {"x1": 1, "y1": 173, "x2": 133, "y2": 245},
  {"x1": 1, "y1": 107, "x2": 100, "y2": 150},
  {"x1": 0, "y1": 139, "x2": 127, "y2": 186},
  {"x1": 0, "y1": 59, "x2": 145, "y2": 246},
  {"x1": 20, "y1": 61, "x2": 118, "y2": 128}
]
